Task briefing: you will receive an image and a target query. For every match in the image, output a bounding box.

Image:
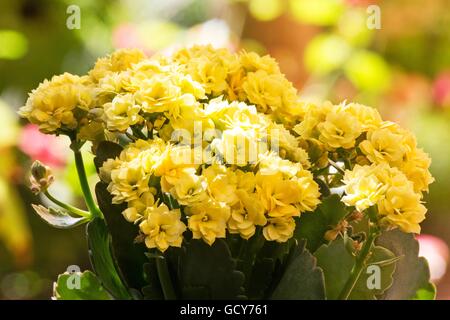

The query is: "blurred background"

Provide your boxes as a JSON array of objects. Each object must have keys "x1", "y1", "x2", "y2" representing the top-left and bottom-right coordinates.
[{"x1": 0, "y1": 0, "x2": 449, "y2": 299}]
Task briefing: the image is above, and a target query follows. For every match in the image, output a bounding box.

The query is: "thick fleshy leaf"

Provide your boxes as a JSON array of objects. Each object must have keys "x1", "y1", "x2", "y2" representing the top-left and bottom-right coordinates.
[
  {"x1": 295, "y1": 194, "x2": 349, "y2": 252},
  {"x1": 413, "y1": 282, "x2": 436, "y2": 300},
  {"x1": 95, "y1": 182, "x2": 147, "y2": 291},
  {"x1": 271, "y1": 241, "x2": 325, "y2": 300},
  {"x1": 179, "y1": 239, "x2": 245, "y2": 299},
  {"x1": 349, "y1": 246, "x2": 396, "y2": 300},
  {"x1": 376, "y1": 229, "x2": 435, "y2": 300},
  {"x1": 142, "y1": 261, "x2": 164, "y2": 300},
  {"x1": 314, "y1": 236, "x2": 396, "y2": 300},
  {"x1": 53, "y1": 270, "x2": 112, "y2": 300},
  {"x1": 246, "y1": 240, "x2": 292, "y2": 299},
  {"x1": 32, "y1": 204, "x2": 88, "y2": 229},
  {"x1": 87, "y1": 218, "x2": 131, "y2": 299},
  {"x1": 93, "y1": 141, "x2": 123, "y2": 172}
]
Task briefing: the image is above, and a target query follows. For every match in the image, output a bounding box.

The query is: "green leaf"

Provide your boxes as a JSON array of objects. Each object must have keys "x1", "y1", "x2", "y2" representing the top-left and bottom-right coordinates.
[
  {"x1": 349, "y1": 246, "x2": 396, "y2": 300},
  {"x1": 376, "y1": 229, "x2": 435, "y2": 300},
  {"x1": 95, "y1": 182, "x2": 147, "y2": 291},
  {"x1": 413, "y1": 282, "x2": 436, "y2": 300},
  {"x1": 271, "y1": 241, "x2": 326, "y2": 300},
  {"x1": 142, "y1": 261, "x2": 164, "y2": 300},
  {"x1": 87, "y1": 218, "x2": 132, "y2": 299},
  {"x1": 31, "y1": 204, "x2": 88, "y2": 229},
  {"x1": 53, "y1": 270, "x2": 112, "y2": 300},
  {"x1": 314, "y1": 236, "x2": 396, "y2": 300},
  {"x1": 179, "y1": 239, "x2": 245, "y2": 299},
  {"x1": 247, "y1": 240, "x2": 292, "y2": 299},
  {"x1": 93, "y1": 141, "x2": 123, "y2": 172},
  {"x1": 295, "y1": 194, "x2": 348, "y2": 252}
]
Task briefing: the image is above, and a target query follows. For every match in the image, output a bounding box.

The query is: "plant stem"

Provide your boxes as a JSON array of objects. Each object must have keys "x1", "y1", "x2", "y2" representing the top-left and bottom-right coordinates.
[
  {"x1": 44, "y1": 191, "x2": 91, "y2": 218},
  {"x1": 156, "y1": 256, "x2": 176, "y2": 300},
  {"x1": 337, "y1": 230, "x2": 377, "y2": 300},
  {"x1": 328, "y1": 159, "x2": 345, "y2": 174},
  {"x1": 73, "y1": 149, "x2": 103, "y2": 219}
]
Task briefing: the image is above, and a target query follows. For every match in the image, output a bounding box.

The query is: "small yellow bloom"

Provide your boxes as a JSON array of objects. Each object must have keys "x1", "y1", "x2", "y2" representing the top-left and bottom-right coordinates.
[
  {"x1": 202, "y1": 164, "x2": 239, "y2": 206},
  {"x1": 108, "y1": 159, "x2": 149, "y2": 204},
  {"x1": 242, "y1": 70, "x2": 297, "y2": 114},
  {"x1": 342, "y1": 164, "x2": 388, "y2": 212},
  {"x1": 139, "y1": 204, "x2": 186, "y2": 252},
  {"x1": 378, "y1": 185, "x2": 426, "y2": 234},
  {"x1": 161, "y1": 167, "x2": 208, "y2": 206},
  {"x1": 186, "y1": 200, "x2": 230, "y2": 245},
  {"x1": 103, "y1": 93, "x2": 142, "y2": 132},
  {"x1": 263, "y1": 216, "x2": 296, "y2": 243},
  {"x1": 122, "y1": 192, "x2": 156, "y2": 223},
  {"x1": 317, "y1": 110, "x2": 362, "y2": 150},
  {"x1": 239, "y1": 51, "x2": 280, "y2": 74},
  {"x1": 19, "y1": 73, "x2": 94, "y2": 133},
  {"x1": 401, "y1": 148, "x2": 434, "y2": 194},
  {"x1": 228, "y1": 189, "x2": 266, "y2": 239},
  {"x1": 359, "y1": 122, "x2": 409, "y2": 166}
]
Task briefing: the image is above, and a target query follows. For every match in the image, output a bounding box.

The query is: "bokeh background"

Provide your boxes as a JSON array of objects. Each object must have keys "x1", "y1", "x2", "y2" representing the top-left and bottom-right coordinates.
[{"x1": 0, "y1": 0, "x2": 449, "y2": 299}]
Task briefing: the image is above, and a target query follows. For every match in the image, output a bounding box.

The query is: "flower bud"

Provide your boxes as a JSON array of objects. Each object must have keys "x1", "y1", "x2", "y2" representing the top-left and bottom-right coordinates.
[{"x1": 30, "y1": 160, "x2": 54, "y2": 194}]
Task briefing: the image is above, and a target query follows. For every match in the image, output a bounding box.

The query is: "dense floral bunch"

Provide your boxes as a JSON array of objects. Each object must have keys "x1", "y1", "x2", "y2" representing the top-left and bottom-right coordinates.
[
  {"x1": 19, "y1": 46, "x2": 435, "y2": 300},
  {"x1": 20, "y1": 45, "x2": 433, "y2": 252}
]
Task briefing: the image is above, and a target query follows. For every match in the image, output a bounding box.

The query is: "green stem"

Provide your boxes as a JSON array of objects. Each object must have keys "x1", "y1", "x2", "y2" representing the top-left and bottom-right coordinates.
[
  {"x1": 73, "y1": 149, "x2": 103, "y2": 219},
  {"x1": 44, "y1": 191, "x2": 90, "y2": 218},
  {"x1": 156, "y1": 256, "x2": 176, "y2": 300},
  {"x1": 328, "y1": 159, "x2": 345, "y2": 174},
  {"x1": 337, "y1": 230, "x2": 378, "y2": 300}
]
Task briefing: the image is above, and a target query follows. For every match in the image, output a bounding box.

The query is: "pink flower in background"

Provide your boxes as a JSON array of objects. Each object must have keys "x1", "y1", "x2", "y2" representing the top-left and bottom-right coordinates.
[
  {"x1": 113, "y1": 24, "x2": 145, "y2": 50},
  {"x1": 417, "y1": 234, "x2": 449, "y2": 282},
  {"x1": 19, "y1": 124, "x2": 68, "y2": 168},
  {"x1": 433, "y1": 71, "x2": 450, "y2": 108}
]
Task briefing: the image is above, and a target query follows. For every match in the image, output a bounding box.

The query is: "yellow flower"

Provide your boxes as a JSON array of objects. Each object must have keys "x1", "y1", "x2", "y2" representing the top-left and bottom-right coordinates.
[
  {"x1": 293, "y1": 170, "x2": 321, "y2": 212},
  {"x1": 186, "y1": 200, "x2": 230, "y2": 245},
  {"x1": 202, "y1": 164, "x2": 239, "y2": 206},
  {"x1": 317, "y1": 109, "x2": 362, "y2": 150},
  {"x1": 257, "y1": 152, "x2": 302, "y2": 178},
  {"x1": 236, "y1": 170, "x2": 257, "y2": 193},
  {"x1": 378, "y1": 185, "x2": 426, "y2": 234},
  {"x1": 99, "y1": 158, "x2": 122, "y2": 183},
  {"x1": 267, "y1": 122, "x2": 311, "y2": 167},
  {"x1": 161, "y1": 167, "x2": 208, "y2": 206},
  {"x1": 293, "y1": 101, "x2": 332, "y2": 139},
  {"x1": 337, "y1": 102, "x2": 382, "y2": 131},
  {"x1": 103, "y1": 93, "x2": 142, "y2": 132},
  {"x1": 359, "y1": 122, "x2": 409, "y2": 166},
  {"x1": 139, "y1": 204, "x2": 186, "y2": 252},
  {"x1": 172, "y1": 45, "x2": 236, "y2": 96},
  {"x1": 89, "y1": 48, "x2": 146, "y2": 81},
  {"x1": 239, "y1": 51, "x2": 280, "y2": 74},
  {"x1": 19, "y1": 73, "x2": 94, "y2": 133},
  {"x1": 108, "y1": 159, "x2": 149, "y2": 204},
  {"x1": 122, "y1": 192, "x2": 156, "y2": 223},
  {"x1": 256, "y1": 170, "x2": 320, "y2": 217},
  {"x1": 242, "y1": 70, "x2": 298, "y2": 114},
  {"x1": 153, "y1": 145, "x2": 198, "y2": 176},
  {"x1": 342, "y1": 164, "x2": 388, "y2": 212},
  {"x1": 212, "y1": 126, "x2": 262, "y2": 166},
  {"x1": 204, "y1": 97, "x2": 263, "y2": 131},
  {"x1": 228, "y1": 190, "x2": 266, "y2": 239},
  {"x1": 135, "y1": 75, "x2": 183, "y2": 114},
  {"x1": 401, "y1": 148, "x2": 434, "y2": 193},
  {"x1": 263, "y1": 217, "x2": 296, "y2": 243}
]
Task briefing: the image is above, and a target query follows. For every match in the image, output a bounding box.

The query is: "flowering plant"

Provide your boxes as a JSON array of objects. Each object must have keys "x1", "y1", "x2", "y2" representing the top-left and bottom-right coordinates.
[{"x1": 20, "y1": 46, "x2": 435, "y2": 300}]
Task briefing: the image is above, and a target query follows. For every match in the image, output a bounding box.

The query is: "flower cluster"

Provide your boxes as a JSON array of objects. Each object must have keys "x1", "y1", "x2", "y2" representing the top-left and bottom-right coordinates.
[
  {"x1": 294, "y1": 102, "x2": 433, "y2": 233},
  {"x1": 19, "y1": 45, "x2": 433, "y2": 252}
]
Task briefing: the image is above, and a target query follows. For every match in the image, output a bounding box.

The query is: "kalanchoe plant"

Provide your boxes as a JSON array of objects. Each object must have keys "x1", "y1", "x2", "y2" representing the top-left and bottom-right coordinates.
[{"x1": 20, "y1": 46, "x2": 435, "y2": 300}]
